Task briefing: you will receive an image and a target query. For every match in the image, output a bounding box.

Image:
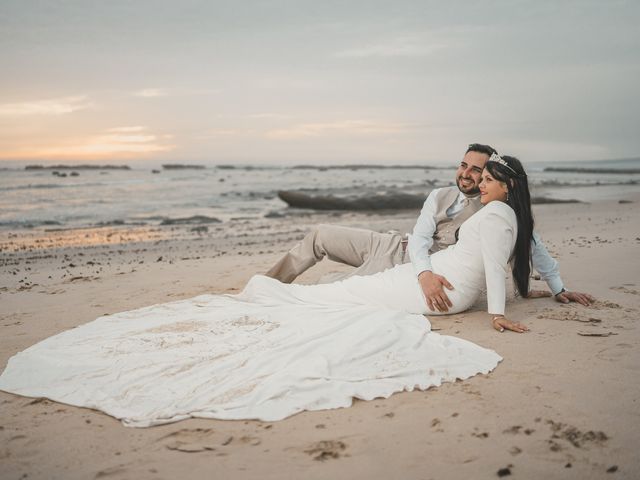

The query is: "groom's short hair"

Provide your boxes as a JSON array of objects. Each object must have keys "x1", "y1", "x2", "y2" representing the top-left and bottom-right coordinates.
[{"x1": 466, "y1": 143, "x2": 497, "y2": 157}]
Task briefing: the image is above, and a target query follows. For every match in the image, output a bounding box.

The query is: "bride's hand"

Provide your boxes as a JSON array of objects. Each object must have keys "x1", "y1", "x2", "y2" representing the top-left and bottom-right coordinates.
[{"x1": 492, "y1": 315, "x2": 529, "y2": 333}]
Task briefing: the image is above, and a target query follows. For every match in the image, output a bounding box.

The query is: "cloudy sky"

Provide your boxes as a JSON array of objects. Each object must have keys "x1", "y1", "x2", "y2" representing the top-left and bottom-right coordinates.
[{"x1": 0, "y1": 0, "x2": 638, "y2": 165}]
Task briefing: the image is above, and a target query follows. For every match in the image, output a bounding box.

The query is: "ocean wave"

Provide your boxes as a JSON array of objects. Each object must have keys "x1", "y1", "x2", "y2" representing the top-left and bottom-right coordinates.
[
  {"x1": 215, "y1": 165, "x2": 276, "y2": 170},
  {"x1": 0, "y1": 182, "x2": 109, "y2": 191},
  {"x1": 292, "y1": 164, "x2": 442, "y2": 170},
  {"x1": 544, "y1": 167, "x2": 640, "y2": 174},
  {"x1": 0, "y1": 219, "x2": 63, "y2": 229},
  {"x1": 534, "y1": 179, "x2": 639, "y2": 187},
  {"x1": 93, "y1": 219, "x2": 147, "y2": 227},
  {"x1": 0, "y1": 183, "x2": 66, "y2": 191}
]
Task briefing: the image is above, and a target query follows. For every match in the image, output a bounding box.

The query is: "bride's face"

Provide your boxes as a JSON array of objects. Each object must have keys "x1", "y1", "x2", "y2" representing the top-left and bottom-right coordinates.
[{"x1": 479, "y1": 169, "x2": 509, "y2": 204}]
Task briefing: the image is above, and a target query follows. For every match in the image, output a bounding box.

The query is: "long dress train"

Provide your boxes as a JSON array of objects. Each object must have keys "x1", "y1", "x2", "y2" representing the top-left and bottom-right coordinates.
[{"x1": 0, "y1": 202, "x2": 515, "y2": 427}]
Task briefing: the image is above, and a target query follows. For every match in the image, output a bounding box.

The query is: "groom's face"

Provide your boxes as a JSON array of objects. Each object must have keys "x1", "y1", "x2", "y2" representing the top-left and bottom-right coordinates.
[{"x1": 455, "y1": 151, "x2": 488, "y2": 195}]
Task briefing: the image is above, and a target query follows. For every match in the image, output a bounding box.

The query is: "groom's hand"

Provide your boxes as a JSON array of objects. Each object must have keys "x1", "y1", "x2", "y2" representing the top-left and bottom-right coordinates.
[
  {"x1": 418, "y1": 271, "x2": 454, "y2": 312},
  {"x1": 555, "y1": 290, "x2": 595, "y2": 306}
]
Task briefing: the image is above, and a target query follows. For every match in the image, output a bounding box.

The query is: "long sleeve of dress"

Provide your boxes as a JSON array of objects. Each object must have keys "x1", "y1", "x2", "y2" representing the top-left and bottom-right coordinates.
[{"x1": 478, "y1": 206, "x2": 517, "y2": 315}]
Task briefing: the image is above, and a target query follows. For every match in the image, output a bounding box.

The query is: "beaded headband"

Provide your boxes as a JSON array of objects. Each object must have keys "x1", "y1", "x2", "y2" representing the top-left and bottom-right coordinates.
[{"x1": 488, "y1": 152, "x2": 523, "y2": 177}]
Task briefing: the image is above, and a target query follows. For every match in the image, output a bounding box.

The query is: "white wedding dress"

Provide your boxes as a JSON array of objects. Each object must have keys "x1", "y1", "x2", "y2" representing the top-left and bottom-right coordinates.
[{"x1": 0, "y1": 202, "x2": 516, "y2": 427}]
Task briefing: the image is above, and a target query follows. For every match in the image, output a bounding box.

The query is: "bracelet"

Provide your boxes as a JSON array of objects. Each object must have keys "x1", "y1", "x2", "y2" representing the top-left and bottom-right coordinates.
[{"x1": 555, "y1": 288, "x2": 567, "y2": 296}]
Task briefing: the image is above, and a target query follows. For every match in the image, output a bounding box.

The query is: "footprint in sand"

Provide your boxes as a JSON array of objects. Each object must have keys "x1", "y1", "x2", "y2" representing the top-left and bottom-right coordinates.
[
  {"x1": 545, "y1": 419, "x2": 608, "y2": 450},
  {"x1": 595, "y1": 343, "x2": 634, "y2": 362},
  {"x1": 590, "y1": 300, "x2": 625, "y2": 310},
  {"x1": 501, "y1": 418, "x2": 609, "y2": 455},
  {"x1": 536, "y1": 300, "x2": 635, "y2": 336},
  {"x1": 157, "y1": 429, "x2": 262, "y2": 453},
  {"x1": 64, "y1": 275, "x2": 98, "y2": 284},
  {"x1": 94, "y1": 465, "x2": 128, "y2": 478},
  {"x1": 157, "y1": 428, "x2": 221, "y2": 453},
  {"x1": 611, "y1": 286, "x2": 640, "y2": 296},
  {"x1": 304, "y1": 440, "x2": 347, "y2": 461},
  {"x1": 508, "y1": 446, "x2": 522, "y2": 456},
  {"x1": 496, "y1": 418, "x2": 612, "y2": 472},
  {"x1": 536, "y1": 308, "x2": 603, "y2": 324},
  {"x1": 502, "y1": 426, "x2": 534, "y2": 436},
  {"x1": 238, "y1": 435, "x2": 262, "y2": 446}
]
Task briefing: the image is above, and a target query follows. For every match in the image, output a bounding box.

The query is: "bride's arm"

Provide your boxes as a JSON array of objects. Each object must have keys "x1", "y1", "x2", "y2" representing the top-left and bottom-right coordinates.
[{"x1": 479, "y1": 207, "x2": 529, "y2": 333}]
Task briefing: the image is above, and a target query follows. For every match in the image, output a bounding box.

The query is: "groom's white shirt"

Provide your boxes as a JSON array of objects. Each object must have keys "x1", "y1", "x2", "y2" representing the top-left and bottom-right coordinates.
[{"x1": 407, "y1": 189, "x2": 565, "y2": 295}]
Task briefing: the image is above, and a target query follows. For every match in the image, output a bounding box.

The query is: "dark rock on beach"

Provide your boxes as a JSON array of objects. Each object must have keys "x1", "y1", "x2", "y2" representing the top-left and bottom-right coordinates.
[
  {"x1": 278, "y1": 190, "x2": 426, "y2": 211},
  {"x1": 264, "y1": 211, "x2": 286, "y2": 218},
  {"x1": 26, "y1": 164, "x2": 130, "y2": 170},
  {"x1": 530, "y1": 197, "x2": 581, "y2": 204},
  {"x1": 161, "y1": 164, "x2": 206, "y2": 170},
  {"x1": 160, "y1": 215, "x2": 221, "y2": 225},
  {"x1": 278, "y1": 190, "x2": 581, "y2": 211},
  {"x1": 95, "y1": 220, "x2": 126, "y2": 227}
]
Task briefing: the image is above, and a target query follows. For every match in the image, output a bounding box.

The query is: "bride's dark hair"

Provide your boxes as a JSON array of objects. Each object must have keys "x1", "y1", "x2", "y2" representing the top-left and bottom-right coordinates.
[{"x1": 484, "y1": 155, "x2": 534, "y2": 298}]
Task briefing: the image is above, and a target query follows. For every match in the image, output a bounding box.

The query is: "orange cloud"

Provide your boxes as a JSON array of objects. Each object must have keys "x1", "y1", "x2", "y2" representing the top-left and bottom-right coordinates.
[
  {"x1": 0, "y1": 96, "x2": 92, "y2": 116},
  {"x1": 0, "y1": 126, "x2": 175, "y2": 160}
]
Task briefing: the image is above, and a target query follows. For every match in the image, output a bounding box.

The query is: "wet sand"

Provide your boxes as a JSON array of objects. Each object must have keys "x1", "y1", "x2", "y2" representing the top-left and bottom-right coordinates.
[{"x1": 1, "y1": 195, "x2": 639, "y2": 479}]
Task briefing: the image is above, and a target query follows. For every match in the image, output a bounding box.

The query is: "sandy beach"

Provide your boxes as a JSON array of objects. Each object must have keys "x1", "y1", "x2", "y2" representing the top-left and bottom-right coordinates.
[{"x1": 1, "y1": 194, "x2": 639, "y2": 479}]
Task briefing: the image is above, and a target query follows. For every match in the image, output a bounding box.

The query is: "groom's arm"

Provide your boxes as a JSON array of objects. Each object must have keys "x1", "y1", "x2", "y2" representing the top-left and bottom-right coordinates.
[
  {"x1": 407, "y1": 192, "x2": 438, "y2": 276},
  {"x1": 407, "y1": 190, "x2": 454, "y2": 312},
  {"x1": 531, "y1": 232, "x2": 564, "y2": 295},
  {"x1": 531, "y1": 232, "x2": 594, "y2": 306}
]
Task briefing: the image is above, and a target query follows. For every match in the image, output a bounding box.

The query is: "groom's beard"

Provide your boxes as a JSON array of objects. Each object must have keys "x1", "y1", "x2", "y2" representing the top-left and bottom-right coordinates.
[{"x1": 456, "y1": 176, "x2": 481, "y2": 196}]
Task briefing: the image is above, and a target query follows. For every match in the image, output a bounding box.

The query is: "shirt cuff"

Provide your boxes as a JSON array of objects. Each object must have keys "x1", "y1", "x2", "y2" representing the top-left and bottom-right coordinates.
[
  {"x1": 412, "y1": 259, "x2": 433, "y2": 278},
  {"x1": 546, "y1": 277, "x2": 565, "y2": 296}
]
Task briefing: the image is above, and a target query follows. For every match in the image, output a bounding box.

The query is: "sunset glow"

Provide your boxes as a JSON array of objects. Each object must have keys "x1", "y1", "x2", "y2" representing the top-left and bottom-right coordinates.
[
  {"x1": 0, "y1": 96, "x2": 92, "y2": 116},
  {"x1": 1, "y1": 2, "x2": 638, "y2": 164},
  {"x1": 0, "y1": 127, "x2": 174, "y2": 160}
]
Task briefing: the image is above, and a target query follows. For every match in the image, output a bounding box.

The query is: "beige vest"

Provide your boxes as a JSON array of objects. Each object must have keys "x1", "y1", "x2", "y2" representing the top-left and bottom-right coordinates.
[{"x1": 431, "y1": 186, "x2": 483, "y2": 253}]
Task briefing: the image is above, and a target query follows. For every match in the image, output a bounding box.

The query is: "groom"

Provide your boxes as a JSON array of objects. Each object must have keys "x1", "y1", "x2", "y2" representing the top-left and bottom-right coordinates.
[{"x1": 266, "y1": 143, "x2": 594, "y2": 311}]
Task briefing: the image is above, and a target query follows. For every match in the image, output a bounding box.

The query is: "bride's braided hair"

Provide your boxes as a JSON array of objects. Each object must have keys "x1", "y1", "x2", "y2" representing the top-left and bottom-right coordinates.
[{"x1": 485, "y1": 155, "x2": 534, "y2": 298}]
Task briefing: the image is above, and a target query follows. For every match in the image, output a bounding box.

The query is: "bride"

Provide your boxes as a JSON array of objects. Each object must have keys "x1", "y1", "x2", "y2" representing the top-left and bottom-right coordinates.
[{"x1": 0, "y1": 155, "x2": 533, "y2": 427}]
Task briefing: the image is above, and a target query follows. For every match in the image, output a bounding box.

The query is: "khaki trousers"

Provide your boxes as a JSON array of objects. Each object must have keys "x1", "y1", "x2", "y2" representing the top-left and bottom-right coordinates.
[{"x1": 265, "y1": 224, "x2": 407, "y2": 283}]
